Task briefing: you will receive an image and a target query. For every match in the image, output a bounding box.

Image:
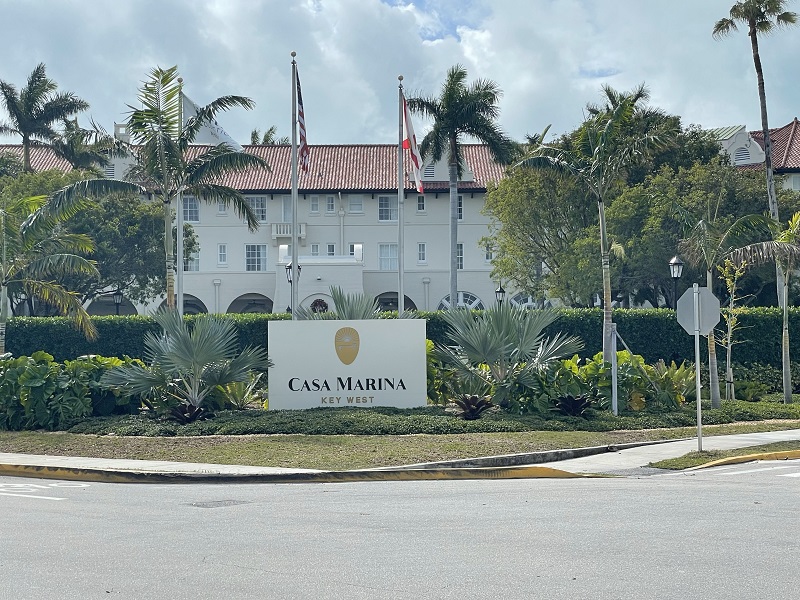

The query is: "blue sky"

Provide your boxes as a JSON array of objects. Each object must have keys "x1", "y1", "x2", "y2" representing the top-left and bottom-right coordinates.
[{"x1": 0, "y1": 0, "x2": 798, "y2": 146}]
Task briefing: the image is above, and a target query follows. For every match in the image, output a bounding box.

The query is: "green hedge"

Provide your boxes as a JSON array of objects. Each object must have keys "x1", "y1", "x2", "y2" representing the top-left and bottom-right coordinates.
[{"x1": 7, "y1": 307, "x2": 799, "y2": 367}]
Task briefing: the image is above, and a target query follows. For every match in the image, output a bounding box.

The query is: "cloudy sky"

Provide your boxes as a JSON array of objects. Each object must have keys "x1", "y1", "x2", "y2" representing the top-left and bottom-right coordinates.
[{"x1": 1, "y1": 0, "x2": 798, "y2": 146}]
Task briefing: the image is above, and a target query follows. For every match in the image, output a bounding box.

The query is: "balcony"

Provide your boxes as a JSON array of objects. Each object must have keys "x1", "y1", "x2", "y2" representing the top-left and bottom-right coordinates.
[{"x1": 271, "y1": 222, "x2": 306, "y2": 246}]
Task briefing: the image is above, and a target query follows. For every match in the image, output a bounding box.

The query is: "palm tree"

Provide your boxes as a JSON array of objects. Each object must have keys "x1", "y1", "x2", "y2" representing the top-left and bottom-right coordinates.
[
  {"x1": 51, "y1": 118, "x2": 123, "y2": 173},
  {"x1": 729, "y1": 211, "x2": 800, "y2": 403},
  {"x1": 0, "y1": 177, "x2": 143, "y2": 353},
  {"x1": 0, "y1": 63, "x2": 89, "y2": 172},
  {"x1": 126, "y1": 66, "x2": 269, "y2": 309},
  {"x1": 250, "y1": 126, "x2": 290, "y2": 145},
  {"x1": 435, "y1": 303, "x2": 583, "y2": 407},
  {"x1": 100, "y1": 308, "x2": 271, "y2": 422},
  {"x1": 713, "y1": 0, "x2": 798, "y2": 303},
  {"x1": 516, "y1": 86, "x2": 676, "y2": 364},
  {"x1": 407, "y1": 65, "x2": 515, "y2": 310},
  {"x1": 676, "y1": 207, "x2": 772, "y2": 408}
]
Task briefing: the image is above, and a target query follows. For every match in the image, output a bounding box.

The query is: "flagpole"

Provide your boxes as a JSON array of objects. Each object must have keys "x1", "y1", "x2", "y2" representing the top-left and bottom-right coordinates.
[
  {"x1": 397, "y1": 76, "x2": 405, "y2": 314},
  {"x1": 176, "y1": 77, "x2": 184, "y2": 317},
  {"x1": 290, "y1": 52, "x2": 300, "y2": 320}
]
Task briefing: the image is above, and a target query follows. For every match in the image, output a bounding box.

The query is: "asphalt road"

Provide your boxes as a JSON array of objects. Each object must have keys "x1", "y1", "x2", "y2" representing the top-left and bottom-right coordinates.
[{"x1": 1, "y1": 464, "x2": 798, "y2": 599}]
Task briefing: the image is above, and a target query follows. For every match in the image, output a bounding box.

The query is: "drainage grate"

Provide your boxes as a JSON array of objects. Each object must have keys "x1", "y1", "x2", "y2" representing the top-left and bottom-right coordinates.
[{"x1": 186, "y1": 500, "x2": 251, "y2": 509}]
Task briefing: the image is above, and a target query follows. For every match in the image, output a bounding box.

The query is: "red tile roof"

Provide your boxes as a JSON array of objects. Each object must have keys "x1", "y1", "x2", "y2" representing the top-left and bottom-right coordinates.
[
  {"x1": 0, "y1": 143, "x2": 507, "y2": 192},
  {"x1": 750, "y1": 118, "x2": 800, "y2": 171}
]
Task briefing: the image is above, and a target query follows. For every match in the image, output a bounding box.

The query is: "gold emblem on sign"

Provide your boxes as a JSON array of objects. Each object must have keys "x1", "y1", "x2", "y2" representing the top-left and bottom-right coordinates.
[{"x1": 335, "y1": 327, "x2": 360, "y2": 365}]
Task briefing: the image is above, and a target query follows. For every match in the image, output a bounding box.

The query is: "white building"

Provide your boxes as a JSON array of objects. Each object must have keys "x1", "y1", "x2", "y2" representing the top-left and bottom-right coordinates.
[{"x1": 5, "y1": 139, "x2": 510, "y2": 315}]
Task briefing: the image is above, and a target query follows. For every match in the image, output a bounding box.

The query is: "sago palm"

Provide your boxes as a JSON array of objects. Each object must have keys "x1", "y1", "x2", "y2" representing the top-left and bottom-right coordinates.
[
  {"x1": 407, "y1": 65, "x2": 515, "y2": 310},
  {"x1": 435, "y1": 303, "x2": 583, "y2": 407},
  {"x1": 126, "y1": 66, "x2": 270, "y2": 308},
  {"x1": 100, "y1": 309, "x2": 272, "y2": 422}
]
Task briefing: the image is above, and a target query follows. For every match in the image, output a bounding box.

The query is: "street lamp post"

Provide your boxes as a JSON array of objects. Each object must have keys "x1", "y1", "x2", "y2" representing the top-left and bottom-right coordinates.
[
  {"x1": 495, "y1": 284, "x2": 506, "y2": 306},
  {"x1": 285, "y1": 262, "x2": 301, "y2": 317},
  {"x1": 112, "y1": 290, "x2": 123, "y2": 316},
  {"x1": 669, "y1": 255, "x2": 684, "y2": 309}
]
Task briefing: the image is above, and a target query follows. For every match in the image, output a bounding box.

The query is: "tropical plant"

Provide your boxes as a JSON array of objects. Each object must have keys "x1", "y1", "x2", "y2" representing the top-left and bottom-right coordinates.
[
  {"x1": 125, "y1": 65, "x2": 269, "y2": 308},
  {"x1": 407, "y1": 65, "x2": 515, "y2": 310},
  {"x1": 434, "y1": 303, "x2": 584, "y2": 409},
  {"x1": 250, "y1": 126, "x2": 290, "y2": 145},
  {"x1": 216, "y1": 372, "x2": 266, "y2": 410},
  {"x1": 551, "y1": 394, "x2": 594, "y2": 417},
  {"x1": 676, "y1": 204, "x2": 773, "y2": 407},
  {"x1": 714, "y1": 1, "x2": 798, "y2": 302},
  {"x1": 295, "y1": 286, "x2": 383, "y2": 320},
  {"x1": 0, "y1": 152, "x2": 22, "y2": 178},
  {"x1": 0, "y1": 63, "x2": 89, "y2": 172},
  {"x1": 717, "y1": 258, "x2": 749, "y2": 400},
  {"x1": 100, "y1": 309, "x2": 272, "y2": 423},
  {"x1": 0, "y1": 177, "x2": 143, "y2": 353},
  {"x1": 516, "y1": 85, "x2": 676, "y2": 363},
  {"x1": 729, "y1": 211, "x2": 800, "y2": 402},
  {"x1": 450, "y1": 394, "x2": 494, "y2": 420},
  {"x1": 51, "y1": 118, "x2": 124, "y2": 173}
]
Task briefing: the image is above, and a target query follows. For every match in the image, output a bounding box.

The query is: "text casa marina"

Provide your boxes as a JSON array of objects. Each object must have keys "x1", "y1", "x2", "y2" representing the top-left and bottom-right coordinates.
[{"x1": 288, "y1": 377, "x2": 407, "y2": 405}]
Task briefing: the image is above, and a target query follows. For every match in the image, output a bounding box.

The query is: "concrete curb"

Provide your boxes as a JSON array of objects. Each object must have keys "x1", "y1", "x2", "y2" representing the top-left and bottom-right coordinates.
[
  {"x1": 0, "y1": 462, "x2": 601, "y2": 484},
  {"x1": 686, "y1": 450, "x2": 800, "y2": 471}
]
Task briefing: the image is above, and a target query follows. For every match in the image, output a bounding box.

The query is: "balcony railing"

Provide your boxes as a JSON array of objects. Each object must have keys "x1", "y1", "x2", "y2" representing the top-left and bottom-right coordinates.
[{"x1": 271, "y1": 222, "x2": 306, "y2": 245}]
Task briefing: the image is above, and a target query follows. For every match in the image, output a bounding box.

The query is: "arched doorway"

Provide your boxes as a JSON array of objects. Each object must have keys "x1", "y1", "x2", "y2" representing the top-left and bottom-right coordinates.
[
  {"x1": 227, "y1": 293, "x2": 274, "y2": 314},
  {"x1": 375, "y1": 291, "x2": 418, "y2": 311},
  {"x1": 158, "y1": 294, "x2": 208, "y2": 314},
  {"x1": 87, "y1": 294, "x2": 139, "y2": 316}
]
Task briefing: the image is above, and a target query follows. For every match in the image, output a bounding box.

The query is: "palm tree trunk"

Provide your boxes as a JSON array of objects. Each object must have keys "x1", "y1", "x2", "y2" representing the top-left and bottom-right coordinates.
[
  {"x1": 706, "y1": 269, "x2": 721, "y2": 408},
  {"x1": 0, "y1": 284, "x2": 7, "y2": 355},
  {"x1": 448, "y1": 161, "x2": 458, "y2": 311},
  {"x1": 749, "y1": 26, "x2": 784, "y2": 305},
  {"x1": 782, "y1": 270, "x2": 791, "y2": 403},
  {"x1": 598, "y1": 200, "x2": 614, "y2": 364},
  {"x1": 164, "y1": 197, "x2": 175, "y2": 309},
  {"x1": 22, "y1": 135, "x2": 32, "y2": 173}
]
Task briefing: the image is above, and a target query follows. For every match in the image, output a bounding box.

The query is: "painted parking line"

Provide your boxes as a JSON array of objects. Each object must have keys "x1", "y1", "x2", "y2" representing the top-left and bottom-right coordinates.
[
  {"x1": 0, "y1": 482, "x2": 89, "y2": 501},
  {"x1": 714, "y1": 465, "x2": 796, "y2": 476}
]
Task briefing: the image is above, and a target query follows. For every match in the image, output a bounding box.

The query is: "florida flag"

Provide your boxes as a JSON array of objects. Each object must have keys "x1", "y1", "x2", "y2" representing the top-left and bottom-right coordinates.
[
  {"x1": 182, "y1": 93, "x2": 243, "y2": 152},
  {"x1": 401, "y1": 92, "x2": 423, "y2": 193}
]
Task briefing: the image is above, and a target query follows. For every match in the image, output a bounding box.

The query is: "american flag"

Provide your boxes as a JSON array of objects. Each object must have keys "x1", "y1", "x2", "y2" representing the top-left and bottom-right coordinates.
[{"x1": 296, "y1": 70, "x2": 310, "y2": 172}]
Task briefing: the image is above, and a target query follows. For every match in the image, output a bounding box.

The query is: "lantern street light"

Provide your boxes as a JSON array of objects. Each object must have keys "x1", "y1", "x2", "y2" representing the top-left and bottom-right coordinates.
[
  {"x1": 668, "y1": 255, "x2": 684, "y2": 309},
  {"x1": 112, "y1": 290, "x2": 124, "y2": 316},
  {"x1": 285, "y1": 262, "x2": 301, "y2": 316},
  {"x1": 495, "y1": 284, "x2": 506, "y2": 306}
]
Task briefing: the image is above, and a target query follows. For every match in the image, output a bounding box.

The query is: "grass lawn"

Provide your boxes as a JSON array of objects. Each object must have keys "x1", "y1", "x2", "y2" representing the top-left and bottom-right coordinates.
[
  {"x1": 1, "y1": 420, "x2": 799, "y2": 471},
  {"x1": 649, "y1": 440, "x2": 800, "y2": 470}
]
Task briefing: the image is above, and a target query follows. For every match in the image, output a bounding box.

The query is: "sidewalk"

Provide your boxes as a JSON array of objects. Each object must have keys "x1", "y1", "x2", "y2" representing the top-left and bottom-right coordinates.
[{"x1": 1, "y1": 429, "x2": 799, "y2": 483}]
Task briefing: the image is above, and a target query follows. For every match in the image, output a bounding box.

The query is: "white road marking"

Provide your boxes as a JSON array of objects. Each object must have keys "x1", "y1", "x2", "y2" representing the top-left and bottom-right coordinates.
[
  {"x1": 0, "y1": 492, "x2": 66, "y2": 500},
  {"x1": 777, "y1": 472, "x2": 800, "y2": 478},
  {"x1": 715, "y1": 465, "x2": 795, "y2": 475}
]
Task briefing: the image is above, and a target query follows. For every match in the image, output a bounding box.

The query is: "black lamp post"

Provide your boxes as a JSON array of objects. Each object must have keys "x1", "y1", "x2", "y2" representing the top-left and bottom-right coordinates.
[
  {"x1": 112, "y1": 290, "x2": 123, "y2": 316},
  {"x1": 285, "y1": 263, "x2": 301, "y2": 315},
  {"x1": 669, "y1": 256, "x2": 684, "y2": 309},
  {"x1": 495, "y1": 284, "x2": 506, "y2": 306}
]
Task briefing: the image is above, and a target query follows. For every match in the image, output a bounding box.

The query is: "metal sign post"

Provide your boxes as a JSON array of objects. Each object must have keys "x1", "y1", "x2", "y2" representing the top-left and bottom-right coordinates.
[{"x1": 692, "y1": 284, "x2": 703, "y2": 452}]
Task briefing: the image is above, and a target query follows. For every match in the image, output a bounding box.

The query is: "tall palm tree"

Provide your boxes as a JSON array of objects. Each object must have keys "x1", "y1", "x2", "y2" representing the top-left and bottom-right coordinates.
[
  {"x1": 407, "y1": 65, "x2": 515, "y2": 310},
  {"x1": 51, "y1": 118, "x2": 123, "y2": 173},
  {"x1": 676, "y1": 207, "x2": 772, "y2": 408},
  {"x1": 0, "y1": 63, "x2": 89, "y2": 172},
  {"x1": 0, "y1": 177, "x2": 143, "y2": 353},
  {"x1": 729, "y1": 211, "x2": 800, "y2": 403},
  {"x1": 126, "y1": 66, "x2": 269, "y2": 309},
  {"x1": 516, "y1": 86, "x2": 676, "y2": 364},
  {"x1": 713, "y1": 0, "x2": 798, "y2": 303},
  {"x1": 250, "y1": 126, "x2": 290, "y2": 145}
]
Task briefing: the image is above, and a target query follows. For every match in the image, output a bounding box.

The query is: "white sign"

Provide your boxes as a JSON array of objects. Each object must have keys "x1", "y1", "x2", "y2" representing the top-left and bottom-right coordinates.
[{"x1": 267, "y1": 319, "x2": 427, "y2": 410}]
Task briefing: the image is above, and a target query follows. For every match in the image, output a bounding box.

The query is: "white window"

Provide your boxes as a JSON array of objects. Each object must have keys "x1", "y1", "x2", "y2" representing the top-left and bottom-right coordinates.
[
  {"x1": 379, "y1": 243, "x2": 398, "y2": 271},
  {"x1": 217, "y1": 200, "x2": 227, "y2": 214},
  {"x1": 792, "y1": 175, "x2": 800, "y2": 191},
  {"x1": 379, "y1": 196, "x2": 398, "y2": 221},
  {"x1": 417, "y1": 242, "x2": 427, "y2": 264},
  {"x1": 457, "y1": 195, "x2": 463, "y2": 221},
  {"x1": 326, "y1": 195, "x2": 336, "y2": 214},
  {"x1": 217, "y1": 244, "x2": 227, "y2": 266},
  {"x1": 281, "y1": 196, "x2": 292, "y2": 222},
  {"x1": 485, "y1": 245, "x2": 494, "y2": 263},
  {"x1": 349, "y1": 195, "x2": 363, "y2": 213},
  {"x1": 245, "y1": 196, "x2": 267, "y2": 222},
  {"x1": 183, "y1": 196, "x2": 199, "y2": 223},
  {"x1": 245, "y1": 244, "x2": 267, "y2": 272},
  {"x1": 457, "y1": 243, "x2": 464, "y2": 270},
  {"x1": 311, "y1": 243, "x2": 320, "y2": 256},
  {"x1": 349, "y1": 243, "x2": 363, "y2": 260},
  {"x1": 310, "y1": 195, "x2": 319, "y2": 214},
  {"x1": 184, "y1": 251, "x2": 199, "y2": 272},
  {"x1": 416, "y1": 195, "x2": 425, "y2": 212},
  {"x1": 326, "y1": 243, "x2": 335, "y2": 256}
]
